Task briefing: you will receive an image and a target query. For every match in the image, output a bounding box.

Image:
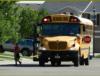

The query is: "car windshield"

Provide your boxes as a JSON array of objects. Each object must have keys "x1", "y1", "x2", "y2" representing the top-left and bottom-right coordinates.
[
  {"x1": 18, "y1": 39, "x2": 33, "y2": 46},
  {"x1": 41, "y1": 23, "x2": 80, "y2": 36}
]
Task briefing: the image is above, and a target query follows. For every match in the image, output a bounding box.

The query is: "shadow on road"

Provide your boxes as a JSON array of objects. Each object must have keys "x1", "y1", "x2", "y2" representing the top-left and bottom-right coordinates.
[{"x1": 0, "y1": 64, "x2": 74, "y2": 67}]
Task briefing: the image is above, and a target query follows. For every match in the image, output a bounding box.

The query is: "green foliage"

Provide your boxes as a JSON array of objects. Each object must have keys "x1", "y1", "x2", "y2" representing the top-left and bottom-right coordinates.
[
  {"x1": 19, "y1": 7, "x2": 48, "y2": 38},
  {"x1": 19, "y1": 8, "x2": 35, "y2": 38},
  {"x1": 95, "y1": 55, "x2": 100, "y2": 58},
  {"x1": 0, "y1": 1, "x2": 21, "y2": 43},
  {"x1": 0, "y1": 1, "x2": 49, "y2": 44}
]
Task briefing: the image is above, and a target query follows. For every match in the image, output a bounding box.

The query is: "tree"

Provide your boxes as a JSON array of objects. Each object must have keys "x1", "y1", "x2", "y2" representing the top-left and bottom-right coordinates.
[
  {"x1": 33, "y1": 9, "x2": 49, "y2": 39},
  {"x1": 19, "y1": 8, "x2": 35, "y2": 38},
  {"x1": 0, "y1": 1, "x2": 21, "y2": 44},
  {"x1": 19, "y1": 8, "x2": 48, "y2": 38},
  {"x1": 0, "y1": 1, "x2": 49, "y2": 44}
]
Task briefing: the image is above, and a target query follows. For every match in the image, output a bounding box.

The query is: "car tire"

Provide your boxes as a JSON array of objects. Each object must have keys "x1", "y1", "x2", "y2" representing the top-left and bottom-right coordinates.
[
  {"x1": 21, "y1": 49, "x2": 32, "y2": 56},
  {"x1": 0, "y1": 45, "x2": 5, "y2": 53}
]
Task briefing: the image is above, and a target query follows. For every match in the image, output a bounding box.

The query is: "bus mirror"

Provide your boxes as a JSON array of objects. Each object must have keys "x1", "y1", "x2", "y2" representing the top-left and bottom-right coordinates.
[
  {"x1": 39, "y1": 35, "x2": 44, "y2": 40},
  {"x1": 76, "y1": 34, "x2": 80, "y2": 44},
  {"x1": 83, "y1": 26, "x2": 85, "y2": 32},
  {"x1": 76, "y1": 34, "x2": 80, "y2": 37}
]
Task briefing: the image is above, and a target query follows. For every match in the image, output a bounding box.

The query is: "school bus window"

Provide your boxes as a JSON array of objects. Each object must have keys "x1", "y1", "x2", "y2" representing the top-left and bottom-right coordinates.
[{"x1": 41, "y1": 23, "x2": 80, "y2": 36}]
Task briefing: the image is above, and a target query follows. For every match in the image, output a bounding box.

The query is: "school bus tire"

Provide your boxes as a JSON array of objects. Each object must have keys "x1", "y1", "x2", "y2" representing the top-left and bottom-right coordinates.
[
  {"x1": 57, "y1": 60, "x2": 61, "y2": 66},
  {"x1": 84, "y1": 58, "x2": 89, "y2": 66},
  {"x1": 73, "y1": 56, "x2": 79, "y2": 67},
  {"x1": 73, "y1": 59, "x2": 79, "y2": 67},
  {"x1": 80, "y1": 57, "x2": 84, "y2": 65},
  {"x1": 51, "y1": 60, "x2": 56, "y2": 66},
  {"x1": 39, "y1": 59, "x2": 45, "y2": 66},
  {"x1": 39, "y1": 54, "x2": 45, "y2": 66}
]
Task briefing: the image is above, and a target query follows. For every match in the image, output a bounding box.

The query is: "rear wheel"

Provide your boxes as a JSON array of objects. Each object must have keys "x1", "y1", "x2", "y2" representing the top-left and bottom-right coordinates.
[
  {"x1": 0, "y1": 45, "x2": 5, "y2": 53},
  {"x1": 39, "y1": 59, "x2": 45, "y2": 66},
  {"x1": 84, "y1": 58, "x2": 89, "y2": 65},
  {"x1": 80, "y1": 57, "x2": 84, "y2": 65},
  {"x1": 73, "y1": 58, "x2": 79, "y2": 67}
]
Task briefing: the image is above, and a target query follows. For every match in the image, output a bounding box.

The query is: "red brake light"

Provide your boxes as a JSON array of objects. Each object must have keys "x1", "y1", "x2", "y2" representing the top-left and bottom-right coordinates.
[
  {"x1": 83, "y1": 36, "x2": 91, "y2": 43},
  {"x1": 42, "y1": 16, "x2": 51, "y2": 23},
  {"x1": 44, "y1": 18, "x2": 48, "y2": 22}
]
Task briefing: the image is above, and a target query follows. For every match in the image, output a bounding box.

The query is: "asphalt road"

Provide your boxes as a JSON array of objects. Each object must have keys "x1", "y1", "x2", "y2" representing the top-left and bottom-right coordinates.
[{"x1": 0, "y1": 58, "x2": 100, "y2": 76}]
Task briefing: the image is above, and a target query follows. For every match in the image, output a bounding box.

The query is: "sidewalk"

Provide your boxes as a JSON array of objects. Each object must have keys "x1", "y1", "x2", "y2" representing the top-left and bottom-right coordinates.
[{"x1": 0, "y1": 58, "x2": 34, "y2": 65}]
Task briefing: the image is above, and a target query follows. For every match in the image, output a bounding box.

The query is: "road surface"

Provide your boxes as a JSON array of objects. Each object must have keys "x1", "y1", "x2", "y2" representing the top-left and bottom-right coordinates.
[{"x1": 0, "y1": 58, "x2": 100, "y2": 76}]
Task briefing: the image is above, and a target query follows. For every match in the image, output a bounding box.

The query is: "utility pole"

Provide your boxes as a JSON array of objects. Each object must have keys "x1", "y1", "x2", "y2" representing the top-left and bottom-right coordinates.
[
  {"x1": 79, "y1": 1, "x2": 92, "y2": 17},
  {"x1": 93, "y1": 5, "x2": 96, "y2": 57},
  {"x1": 93, "y1": 5, "x2": 96, "y2": 24}
]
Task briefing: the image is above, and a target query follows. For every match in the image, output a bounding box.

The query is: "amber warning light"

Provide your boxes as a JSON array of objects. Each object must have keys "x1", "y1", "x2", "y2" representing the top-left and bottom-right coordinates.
[{"x1": 42, "y1": 15, "x2": 80, "y2": 23}]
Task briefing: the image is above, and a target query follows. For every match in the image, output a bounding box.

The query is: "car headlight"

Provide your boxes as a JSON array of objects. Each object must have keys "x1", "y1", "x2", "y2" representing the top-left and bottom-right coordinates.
[
  {"x1": 39, "y1": 47, "x2": 47, "y2": 51},
  {"x1": 69, "y1": 47, "x2": 76, "y2": 50}
]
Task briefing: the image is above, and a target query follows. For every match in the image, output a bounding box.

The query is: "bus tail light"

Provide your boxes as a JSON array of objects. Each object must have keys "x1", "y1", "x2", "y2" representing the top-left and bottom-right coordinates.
[
  {"x1": 83, "y1": 36, "x2": 91, "y2": 43},
  {"x1": 42, "y1": 16, "x2": 51, "y2": 23}
]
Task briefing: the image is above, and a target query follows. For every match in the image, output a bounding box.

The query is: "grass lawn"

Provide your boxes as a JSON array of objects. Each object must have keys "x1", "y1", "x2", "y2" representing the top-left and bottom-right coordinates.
[
  {"x1": 0, "y1": 51, "x2": 32, "y2": 61},
  {"x1": 0, "y1": 52, "x2": 13, "y2": 61},
  {"x1": 95, "y1": 55, "x2": 100, "y2": 58}
]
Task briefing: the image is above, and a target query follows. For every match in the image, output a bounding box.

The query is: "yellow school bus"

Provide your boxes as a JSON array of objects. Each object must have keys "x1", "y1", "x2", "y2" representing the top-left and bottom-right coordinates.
[{"x1": 34, "y1": 14, "x2": 94, "y2": 67}]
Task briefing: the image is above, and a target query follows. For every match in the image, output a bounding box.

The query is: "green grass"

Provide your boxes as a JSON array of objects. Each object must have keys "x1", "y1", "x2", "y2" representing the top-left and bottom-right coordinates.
[
  {"x1": 0, "y1": 52, "x2": 13, "y2": 61},
  {"x1": 0, "y1": 51, "x2": 32, "y2": 61},
  {"x1": 95, "y1": 55, "x2": 100, "y2": 58},
  {"x1": 0, "y1": 52, "x2": 13, "y2": 56},
  {"x1": 0, "y1": 56, "x2": 14, "y2": 60}
]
